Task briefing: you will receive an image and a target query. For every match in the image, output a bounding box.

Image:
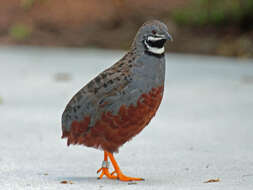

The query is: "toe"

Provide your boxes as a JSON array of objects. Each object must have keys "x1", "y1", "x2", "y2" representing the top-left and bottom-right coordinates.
[{"x1": 117, "y1": 174, "x2": 144, "y2": 181}]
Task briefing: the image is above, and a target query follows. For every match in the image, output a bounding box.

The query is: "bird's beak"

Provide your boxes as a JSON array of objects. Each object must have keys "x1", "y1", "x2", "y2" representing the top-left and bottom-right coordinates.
[{"x1": 165, "y1": 32, "x2": 173, "y2": 42}]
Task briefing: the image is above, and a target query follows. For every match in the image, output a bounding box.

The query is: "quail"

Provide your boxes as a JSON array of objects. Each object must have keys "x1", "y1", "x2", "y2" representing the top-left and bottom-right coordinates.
[{"x1": 62, "y1": 20, "x2": 173, "y2": 181}]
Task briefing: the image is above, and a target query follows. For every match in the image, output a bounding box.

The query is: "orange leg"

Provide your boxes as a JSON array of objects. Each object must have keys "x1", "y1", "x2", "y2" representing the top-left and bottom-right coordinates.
[
  {"x1": 97, "y1": 151, "x2": 116, "y2": 179},
  {"x1": 107, "y1": 152, "x2": 144, "y2": 181}
]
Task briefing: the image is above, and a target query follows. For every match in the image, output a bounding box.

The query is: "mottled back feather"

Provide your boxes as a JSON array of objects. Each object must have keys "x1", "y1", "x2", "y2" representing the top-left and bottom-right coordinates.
[{"x1": 61, "y1": 20, "x2": 171, "y2": 152}]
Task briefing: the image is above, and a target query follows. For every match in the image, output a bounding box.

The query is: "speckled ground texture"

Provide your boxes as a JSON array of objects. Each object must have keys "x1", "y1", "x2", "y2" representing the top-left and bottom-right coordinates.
[{"x1": 0, "y1": 46, "x2": 253, "y2": 190}]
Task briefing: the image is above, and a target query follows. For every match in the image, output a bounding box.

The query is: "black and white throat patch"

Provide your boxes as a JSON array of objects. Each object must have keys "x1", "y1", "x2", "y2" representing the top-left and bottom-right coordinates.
[{"x1": 144, "y1": 36, "x2": 166, "y2": 55}]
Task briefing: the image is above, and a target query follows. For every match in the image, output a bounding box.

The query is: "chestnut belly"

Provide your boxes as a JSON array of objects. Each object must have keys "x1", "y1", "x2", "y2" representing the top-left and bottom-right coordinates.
[{"x1": 62, "y1": 86, "x2": 164, "y2": 153}]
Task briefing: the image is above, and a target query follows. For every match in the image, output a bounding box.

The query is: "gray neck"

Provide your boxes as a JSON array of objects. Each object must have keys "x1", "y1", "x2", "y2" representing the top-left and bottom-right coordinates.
[
  {"x1": 131, "y1": 38, "x2": 145, "y2": 54},
  {"x1": 128, "y1": 47, "x2": 166, "y2": 94}
]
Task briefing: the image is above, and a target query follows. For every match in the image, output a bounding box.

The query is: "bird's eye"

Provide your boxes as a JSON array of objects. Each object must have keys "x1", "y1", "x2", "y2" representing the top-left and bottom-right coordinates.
[{"x1": 152, "y1": 30, "x2": 157, "y2": 35}]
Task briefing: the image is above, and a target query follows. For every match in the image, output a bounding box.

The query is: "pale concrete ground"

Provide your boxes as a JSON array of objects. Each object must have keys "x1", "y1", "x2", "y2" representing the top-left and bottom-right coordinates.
[{"x1": 0, "y1": 46, "x2": 253, "y2": 190}]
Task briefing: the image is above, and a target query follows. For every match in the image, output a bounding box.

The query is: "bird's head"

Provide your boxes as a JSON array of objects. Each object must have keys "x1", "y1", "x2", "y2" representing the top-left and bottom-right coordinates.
[{"x1": 132, "y1": 20, "x2": 173, "y2": 55}]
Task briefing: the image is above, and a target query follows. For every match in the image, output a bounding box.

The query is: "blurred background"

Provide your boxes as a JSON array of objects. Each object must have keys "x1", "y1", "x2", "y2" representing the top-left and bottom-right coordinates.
[
  {"x1": 0, "y1": 0, "x2": 253, "y2": 58},
  {"x1": 1, "y1": 1, "x2": 253, "y2": 188}
]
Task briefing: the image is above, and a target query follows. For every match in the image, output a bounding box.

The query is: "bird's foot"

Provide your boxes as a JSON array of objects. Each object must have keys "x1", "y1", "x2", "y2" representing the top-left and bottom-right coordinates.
[
  {"x1": 97, "y1": 161, "x2": 117, "y2": 180},
  {"x1": 110, "y1": 170, "x2": 144, "y2": 181},
  {"x1": 98, "y1": 151, "x2": 144, "y2": 181}
]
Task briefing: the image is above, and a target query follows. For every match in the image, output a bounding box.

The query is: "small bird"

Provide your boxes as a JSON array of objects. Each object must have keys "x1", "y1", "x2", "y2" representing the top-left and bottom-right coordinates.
[{"x1": 62, "y1": 20, "x2": 172, "y2": 181}]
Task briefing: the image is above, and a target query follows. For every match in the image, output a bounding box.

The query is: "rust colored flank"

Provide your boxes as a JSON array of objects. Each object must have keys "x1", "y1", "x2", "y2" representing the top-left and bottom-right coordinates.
[{"x1": 62, "y1": 86, "x2": 164, "y2": 153}]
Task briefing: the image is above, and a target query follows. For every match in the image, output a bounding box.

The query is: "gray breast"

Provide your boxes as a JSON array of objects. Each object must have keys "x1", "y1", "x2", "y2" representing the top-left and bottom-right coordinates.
[
  {"x1": 130, "y1": 54, "x2": 166, "y2": 93},
  {"x1": 104, "y1": 53, "x2": 166, "y2": 114},
  {"x1": 62, "y1": 53, "x2": 165, "y2": 132}
]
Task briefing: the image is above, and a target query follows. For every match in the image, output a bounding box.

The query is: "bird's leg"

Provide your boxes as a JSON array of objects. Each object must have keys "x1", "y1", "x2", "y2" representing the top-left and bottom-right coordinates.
[
  {"x1": 97, "y1": 151, "x2": 117, "y2": 179},
  {"x1": 107, "y1": 152, "x2": 144, "y2": 181}
]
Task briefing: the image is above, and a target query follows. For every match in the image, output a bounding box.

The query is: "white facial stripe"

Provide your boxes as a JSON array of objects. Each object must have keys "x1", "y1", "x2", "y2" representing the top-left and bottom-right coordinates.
[
  {"x1": 148, "y1": 34, "x2": 166, "y2": 41},
  {"x1": 144, "y1": 40, "x2": 165, "y2": 54},
  {"x1": 147, "y1": 36, "x2": 163, "y2": 41},
  {"x1": 155, "y1": 34, "x2": 166, "y2": 38}
]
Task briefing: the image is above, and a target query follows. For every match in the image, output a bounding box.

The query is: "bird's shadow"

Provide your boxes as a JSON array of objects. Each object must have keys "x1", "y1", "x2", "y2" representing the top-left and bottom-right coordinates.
[
  {"x1": 56, "y1": 176, "x2": 140, "y2": 185},
  {"x1": 57, "y1": 176, "x2": 98, "y2": 183}
]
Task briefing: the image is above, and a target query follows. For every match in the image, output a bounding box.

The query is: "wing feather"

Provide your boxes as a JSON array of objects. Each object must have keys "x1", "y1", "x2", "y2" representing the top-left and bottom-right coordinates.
[{"x1": 62, "y1": 60, "x2": 132, "y2": 132}]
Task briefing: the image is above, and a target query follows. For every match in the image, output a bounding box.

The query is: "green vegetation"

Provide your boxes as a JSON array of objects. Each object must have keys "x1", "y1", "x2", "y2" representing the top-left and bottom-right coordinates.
[
  {"x1": 9, "y1": 24, "x2": 32, "y2": 41},
  {"x1": 20, "y1": 0, "x2": 45, "y2": 11},
  {"x1": 172, "y1": 0, "x2": 253, "y2": 27},
  {"x1": 21, "y1": 0, "x2": 36, "y2": 10},
  {"x1": 0, "y1": 97, "x2": 3, "y2": 105}
]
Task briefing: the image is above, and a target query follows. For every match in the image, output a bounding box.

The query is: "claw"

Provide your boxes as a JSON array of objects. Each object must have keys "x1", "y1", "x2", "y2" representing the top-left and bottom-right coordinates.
[
  {"x1": 97, "y1": 168, "x2": 102, "y2": 174},
  {"x1": 97, "y1": 167, "x2": 116, "y2": 179}
]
